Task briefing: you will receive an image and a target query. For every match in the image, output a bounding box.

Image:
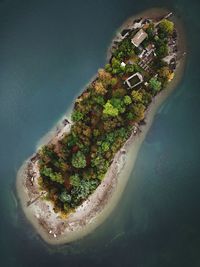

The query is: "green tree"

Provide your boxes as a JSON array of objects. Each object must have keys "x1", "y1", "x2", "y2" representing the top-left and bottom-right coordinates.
[
  {"x1": 91, "y1": 155, "x2": 108, "y2": 169},
  {"x1": 111, "y1": 57, "x2": 125, "y2": 75},
  {"x1": 149, "y1": 77, "x2": 162, "y2": 92},
  {"x1": 154, "y1": 36, "x2": 168, "y2": 58},
  {"x1": 116, "y1": 127, "x2": 130, "y2": 139},
  {"x1": 71, "y1": 110, "x2": 84, "y2": 122},
  {"x1": 71, "y1": 151, "x2": 87, "y2": 169},
  {"x1": 93, "y1": 95, "x2": 105, "y2": 106},
  {"x1": 71, "y1": 179, "x2": 99, "y2": 206},
  {"x1": 146, "y1": 23, "x2": 155, "y2": 40},
  {"x1": 125, "y1": 64, "x2": 135, "y2": 74},
  {"x1": 40, "y1": 166, "x2": 64, "y2": 184},
  {"x1": 105, "y1": 63, "x2": 112, "y2": 73},
  {"x1": 70, "y1": 174, "x2": 81, "y2": 187},
  {"x1": 103, "y1": 102, "x2": 119, "y2": 117},
  {"x1": 124, "y1": 95, "x2": 132, "y2": 105},
  {"x1": 156, "y1": 44, "x2": 168, "y2": 57},
  {"x1": 101, "y1": 141, "x2": 110, "y2": 152},
  {"x1": 140, "y1": 89, "x2": 152, "y2": 106},
  {"x1": 93, "y1": 129, "x2": 100, "y2": 137},
  {"x1": 59, "y1": 191, "x2": 72, "y2": 203},
  {"x1": 126, "y1": 112, "x2": 135, "y2": 120},
  {"x1": 110, "y1": 98, "x2": 125, "y2": 113},
  {"x1": 66, "y1": 133, "x2": 79, "y2": 147},
  {"x1": 114, "y1": 38, "x2": 135, "y2": 60},
  {"x1": 105, "y1": 132, "x2": 115, "y2": 143},
  {"x1": 110, "y1": 77, "x2": 118, "y2": 87},
  {"x1": 159, "y1": 19, "x2": 174, "y2": 35}
]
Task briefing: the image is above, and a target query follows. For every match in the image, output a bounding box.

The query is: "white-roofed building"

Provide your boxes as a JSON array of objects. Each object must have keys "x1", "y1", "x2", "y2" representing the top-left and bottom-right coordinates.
[{"x1": 131, "y1": 29, "x2": 148, "y2": 47}]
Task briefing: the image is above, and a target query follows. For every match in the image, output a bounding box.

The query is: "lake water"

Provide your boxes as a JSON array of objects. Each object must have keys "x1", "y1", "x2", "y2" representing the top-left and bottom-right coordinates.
[{"x1": 0, "y1": 0, "x2": 200, "y2": 266}]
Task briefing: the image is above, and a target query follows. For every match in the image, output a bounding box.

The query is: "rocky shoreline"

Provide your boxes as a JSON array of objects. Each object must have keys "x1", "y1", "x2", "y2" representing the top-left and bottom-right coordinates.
[{"x1": 16, "y1": 8, "x2": 186, "y2": 245}]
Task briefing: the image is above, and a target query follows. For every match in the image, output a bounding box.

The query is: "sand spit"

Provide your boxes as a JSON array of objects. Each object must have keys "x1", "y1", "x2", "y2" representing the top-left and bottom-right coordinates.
[{"x1": 16, "y1": 8, "x2": 186, "y2": 245}]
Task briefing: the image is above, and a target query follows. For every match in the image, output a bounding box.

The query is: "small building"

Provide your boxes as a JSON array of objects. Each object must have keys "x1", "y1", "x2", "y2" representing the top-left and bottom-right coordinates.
[
  {"x1": 121, "y1": 62, "x2": 126, "y2": 67},
  {"x1": 131, "y1": 29, "x2": 148, "y2": 47},
  {"x1": 124, "y1": 72, "x2": 143, "y2": 89}
]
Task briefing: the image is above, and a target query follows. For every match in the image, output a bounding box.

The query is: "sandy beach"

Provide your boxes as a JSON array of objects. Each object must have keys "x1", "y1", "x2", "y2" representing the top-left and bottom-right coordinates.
[{"x1": 16, "y1": 7, "x2": 186, "y2": 245}]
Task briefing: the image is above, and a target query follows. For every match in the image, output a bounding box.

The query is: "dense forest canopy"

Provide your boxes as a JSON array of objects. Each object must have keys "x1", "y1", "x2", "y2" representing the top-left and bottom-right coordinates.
[{"x1": 38, "y1": 18, "x2": 175, "y2": 214}]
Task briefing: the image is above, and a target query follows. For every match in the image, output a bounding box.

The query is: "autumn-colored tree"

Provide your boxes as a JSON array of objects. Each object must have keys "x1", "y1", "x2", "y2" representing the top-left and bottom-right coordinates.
[
  {"x1": 112, "y1": 88, "x2": 126, "y2": 97},
  {"x1": 131, "y1": 90, "x2": 143, "y2": 103},
  {"x1": 132, "y1": 103, "x2": 146, "y2": 122},
  {"x1": 159, "y1": 66, "x2": 174, "y2": 82},
  {"x1": 93, "y1": 80, "x2": 107, "y2": 95},
  {"x1": 83, "y1": 127, "x2": 92, "y2": 138},
  {"x1": 98, "y1": 69, "x2": 112, "y2": 87},
  {"x1": 103, "y1": 118, "x2": 118, "y2": 132}
]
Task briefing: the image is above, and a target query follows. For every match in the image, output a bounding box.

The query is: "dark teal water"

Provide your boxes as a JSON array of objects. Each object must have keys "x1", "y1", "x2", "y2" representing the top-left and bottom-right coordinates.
[{"x1": 0, "y1": 0, "x2": 200, "y2": 266}]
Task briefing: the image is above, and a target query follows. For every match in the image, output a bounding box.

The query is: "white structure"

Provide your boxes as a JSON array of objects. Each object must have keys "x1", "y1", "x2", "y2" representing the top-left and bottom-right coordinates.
[
  {"x1": 131, "y1": 29, "x2": 148, "y2": 47},
  {"x1": 121, "y1": 62, "x2": 126, "y2": 67},
  {"x1": 138, "y1": 49, "x2": 146, "y2": 58},
  {"x1": 132, "y1": 20, "x2": 143, "y2": 29},
  {"x1": 163, "y1": 53, "x2": 176, "y2": 64},
  {"x1": 124, "y1": 72, "x2": 143, "y2": 89}
]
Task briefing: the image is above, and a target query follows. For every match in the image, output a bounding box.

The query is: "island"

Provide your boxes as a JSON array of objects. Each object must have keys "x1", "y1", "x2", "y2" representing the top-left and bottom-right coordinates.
[{"x1": 16, "y1": 8, "x2": 186, "y2": 245}]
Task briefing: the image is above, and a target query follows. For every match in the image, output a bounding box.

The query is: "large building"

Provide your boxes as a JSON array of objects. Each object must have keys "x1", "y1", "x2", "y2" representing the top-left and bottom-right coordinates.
[{"x1": 131, "y1": 29, "x2": 148, "y2": 47}]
